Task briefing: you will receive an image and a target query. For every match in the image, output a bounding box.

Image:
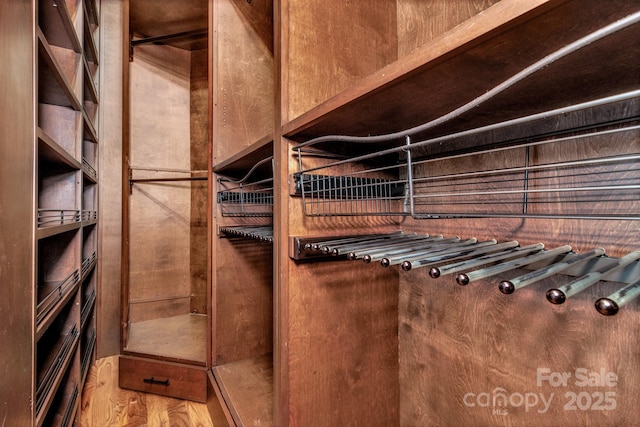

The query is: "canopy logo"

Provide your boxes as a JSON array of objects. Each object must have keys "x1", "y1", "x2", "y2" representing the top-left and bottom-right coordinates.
[{"x1": 462, "y1": 367, "x2": 618, "y2": 416}]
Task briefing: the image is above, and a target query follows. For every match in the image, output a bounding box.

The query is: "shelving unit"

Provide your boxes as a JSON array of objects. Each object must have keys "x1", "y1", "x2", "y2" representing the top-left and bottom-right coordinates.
[
  {"x1": 273, "y1": 1, "x2": 640, "y2": 426},
  {"x1": 211, "y1": 148, "x2": 274, "y2": 427},
  {"x1": 208, "y1": 1, "x2": 275, "y2": 424},
  {"x1": 0, "y1": 0, "x2": 102, "y2": 425}
]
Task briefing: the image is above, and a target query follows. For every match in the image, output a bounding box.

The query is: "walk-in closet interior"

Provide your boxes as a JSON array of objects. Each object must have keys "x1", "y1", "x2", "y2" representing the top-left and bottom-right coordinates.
[{"x1": 0, "y1": 0, "x2": 638, "y2": 426}]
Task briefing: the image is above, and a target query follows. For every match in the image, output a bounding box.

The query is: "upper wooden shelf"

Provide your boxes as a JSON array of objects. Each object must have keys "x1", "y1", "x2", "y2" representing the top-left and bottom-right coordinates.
[
  {"x1": 83, "y1": 111, "x2": 98, "y2": 143},
  {"x1": 38, "y1": 0, "x2": 82, "y2": 53},
  {"x1": 213, "y1": 134, "x2": 273, "y2": 180},
  {"x1": 86, "y1": 0, "x2": 99, "y2": 27},
  {"x1": 282, "y1": 0, "x2": 640, "y2": 144},
  {"x1": 38, "y1": 30, "x2": 82, "y2": 111},
  {"x1": 83, "y1": 9, "x2": 100, "y2": 65},
  {"x1": 38, "y1": 127, "x2": 82, "y2": 170}
]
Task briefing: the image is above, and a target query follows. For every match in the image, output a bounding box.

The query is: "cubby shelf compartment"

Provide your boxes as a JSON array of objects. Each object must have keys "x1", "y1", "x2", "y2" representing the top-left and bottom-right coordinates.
[
  {"x1": 37, "y1": 30, "x2": 82, "y2": 111},
  {"x1": 85, "y1": 0, "x2": 99, "y2": 26},
  {"x1": 83, "y1": 110, "x2": 98, "y2": 144},
  {"x1": 81, "y1": 329, "x2": 96, "y2": 382},
  {"x1": 35, "y1": 301, "x2": 79, "y2": 421},
  {"x1": 82, "y1": 159, "x2": 98, "y2": 182},
  {"x1": 38, "y1": 128, "x2": 81, "y2": 171},
  {"x1": 39, "y1": 361, "x2": 79, "y2": 427},
  {"x1": 38, "y1": 0, "x2": 82, "y2": 53},
  {"x1": 81, "y1": 251, "x2": 97, "y2": 280},
  {"x1": 211, "y1": 354, "x2": 273, "y2": 427},
  {"x1": 36, "y1": 269, "x2": 80, "y2": 328},
  {"x1": 83, "y1": 7, "x2": 99, "y2": 66}
]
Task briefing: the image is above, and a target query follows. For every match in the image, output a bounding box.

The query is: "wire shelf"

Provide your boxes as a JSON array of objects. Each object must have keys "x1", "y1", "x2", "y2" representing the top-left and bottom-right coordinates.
[
  {"x1": 217, "y1": 157, "x2": 274, "y2": 217},
  {"x1": 293, "y1": 92, "x2": 640, "y2": 220}
]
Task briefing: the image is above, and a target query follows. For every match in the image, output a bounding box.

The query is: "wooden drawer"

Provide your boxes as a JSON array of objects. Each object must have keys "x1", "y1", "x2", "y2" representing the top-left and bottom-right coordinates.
[{"x1": 119, "y1": 355, "x2": 207, "y2": 403}]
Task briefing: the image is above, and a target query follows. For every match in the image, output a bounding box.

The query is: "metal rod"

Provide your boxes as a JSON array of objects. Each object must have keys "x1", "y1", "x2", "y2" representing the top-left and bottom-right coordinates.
[
  {"x1": 347, "y1": 235, "x2": 444, "y2": 261},
  {"x1": 413, "y1": 183, "x2": 639, "y2": 200},
  {"x1": 380, "y1": 238, "x2": 478, "y2": 267},
  {"x1": 130, "y1": 177, "x2": 207, "y2": 183},
  {"x1": 411, "y1": 127, "x2": 640, "y2": 175},
  {"x1": 304, "y1": 233, "x2": 403, "y2": 251},
  {"x1": 429, "y1": 242, "x2": 542, "y2": 278},
  {"x1": 401, "y1": 240, "x2": 498, "y2": 271},
  {"x1": 321, "y1": 233, "x2": 416, "y2": 253},
  {"x1": 546, "y1": 251, "x2": 640, "y2": 304},
  {"x1": 360, "y1": 236, "x2": 452, "y2": 263},
  {"x1": 324, "y1": 234, "x2": 418, "y2": 256},
  {"x1": 130, "y1": 166, "x2": 208, "y2": 174},
  {"x1": 595, "y1": 279, "x2": 640, "y2": 316},
  {"x1": 456, "y1": 245, "x2": 572, "y2": 286},
  {"x1": 499, "y1": 248, "x2": 606, "y2": 294}
]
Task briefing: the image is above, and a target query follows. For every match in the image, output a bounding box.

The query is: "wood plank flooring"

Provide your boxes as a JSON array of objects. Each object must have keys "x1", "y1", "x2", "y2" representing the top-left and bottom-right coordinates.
[{"x1": 78, "y1": 356, "x2": 214, "y2": 427}]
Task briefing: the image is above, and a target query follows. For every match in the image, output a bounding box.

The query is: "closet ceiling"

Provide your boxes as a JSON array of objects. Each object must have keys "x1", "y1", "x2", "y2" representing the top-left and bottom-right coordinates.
[{"x1": 130, "y1": 0, "x2": 208, "y2": 50}]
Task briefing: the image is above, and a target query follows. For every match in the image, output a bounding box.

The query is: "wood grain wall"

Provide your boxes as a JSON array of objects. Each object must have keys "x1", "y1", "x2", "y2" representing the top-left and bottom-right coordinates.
[
  {"x1": 97, "y1": 0, "x2": 125, "y2": 357},
  {"x1": 212, "y1": 0, "x2": 274, "y2": 163},
  {"x1": 128, "y1": 44, "x2": 193, "y2": 322},
  {"x1": 0, "y1": 1, "x2": 36, "y2": 424},
  {"x1": 398, "y1": 110, "x2": 640, "y2": 425},
  {"x1": 190, "y1": 48, "x2": 209, "y2": 315}
]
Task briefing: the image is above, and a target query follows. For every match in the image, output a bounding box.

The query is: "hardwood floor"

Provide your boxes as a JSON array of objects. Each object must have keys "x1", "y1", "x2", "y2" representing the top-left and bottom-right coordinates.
[{"x1": 78, "y1": 356, "x2": 214, "y2": 427}]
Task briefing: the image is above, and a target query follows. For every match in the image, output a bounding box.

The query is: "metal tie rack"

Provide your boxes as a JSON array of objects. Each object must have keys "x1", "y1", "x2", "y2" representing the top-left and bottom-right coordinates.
[{"x1": 291, "y1": 233, "x2": 640, "y2": 316}]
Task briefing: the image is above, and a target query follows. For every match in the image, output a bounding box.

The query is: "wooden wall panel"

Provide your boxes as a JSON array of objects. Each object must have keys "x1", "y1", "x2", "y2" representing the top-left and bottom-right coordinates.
[
  {"x1": 397, "y1": 0, "x2": 500, "y2": 57},
  {"x1": 397, "y1": 100, "x2": 640, "y2": 425},
  {"x1": 286, "y1": 260, "x2": 400, "y2": 427},
  {"x1": 399, "y1": 270, "x2": 640, "y2": 426},
  {"x1": 213, "y1": 0, "x2": 274, "y2": 163},
  {"x1": 190, "y1": 49, "x2": 209, "y2": 314},
  {"x1": 214, "y1": 235, "x2": 273, "y2": 364},
  {"x1": 128, "y1": 44, "x2": 192, "y2": 321},
  {"x1": 283, "y1": 0, "x2": 398, "y2": 122},
  {"x1": 0, "y1": 1, "x2": 35, "y2": 425},
  {"x1": 98, "y1": 0, "x2": 125, "y2": 358},
  {"x1": 277, "y1": 136, "x2": 403, "y2": 426}
]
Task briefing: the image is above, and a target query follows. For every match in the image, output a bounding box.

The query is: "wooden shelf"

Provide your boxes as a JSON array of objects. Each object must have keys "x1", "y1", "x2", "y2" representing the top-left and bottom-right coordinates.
[
  {"x1": 124, "y1": 314, "x2": 208, "y2": 364},
  {"x1": 83, "y1": 7, "x2": 100, "y2": 65},
  {"x1": 213, "y1": 134, "x2": 273, "y2": 180},
  {"x1": 83, "y1": 57, "x2": 99, "y2": 104},
  {"x1": 36, "y1": 222, "x2": 81, "y2": 240},
  {"x1": 38, "y1": 30, "x2": 82, "y2": 111},
  {"x1": 38, "y1": 127, "x2": 82, "y2": 170},
  {"x1": 86, "y1": 0, "x2": 99, "y2": 26},
  {"x1": 212, "y1": 354, "x2": 273, "y2": 427},
  {"x1": 282, "y1": 0, "x2": 640, "y2": 142},
  {"x1": 35, "y1": 304, "x2": 79, "y2": 423},
  {"x1": 83, "y1": 110, "x2": 98, "y2": 143},
  {"x1": 38, "y1": 0, "x2": 82, "y2": 53}
]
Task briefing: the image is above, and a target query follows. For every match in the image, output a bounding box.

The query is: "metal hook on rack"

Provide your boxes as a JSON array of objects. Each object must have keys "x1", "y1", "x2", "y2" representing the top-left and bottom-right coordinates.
[
  {"x1": 498, "y1": 248, "x2": 605, "y2": 294},
  {"x1": 455, "y1": 245, "x2": 572, "y2": 286},
  {"x1": 546, "y1": 251, "x2": 640, "y2": 304},
  {"x1": 595, "y1": 279, "x2": 640, "y2": 315},
  {"x1": 401, "y1": 240, "x2": 499, "y2": 271}
]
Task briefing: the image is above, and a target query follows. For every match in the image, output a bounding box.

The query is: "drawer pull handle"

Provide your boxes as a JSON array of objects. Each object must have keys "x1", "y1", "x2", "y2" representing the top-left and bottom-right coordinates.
[{"x1": 143, "y1": 376, "x2": 170, "y2": 386}]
